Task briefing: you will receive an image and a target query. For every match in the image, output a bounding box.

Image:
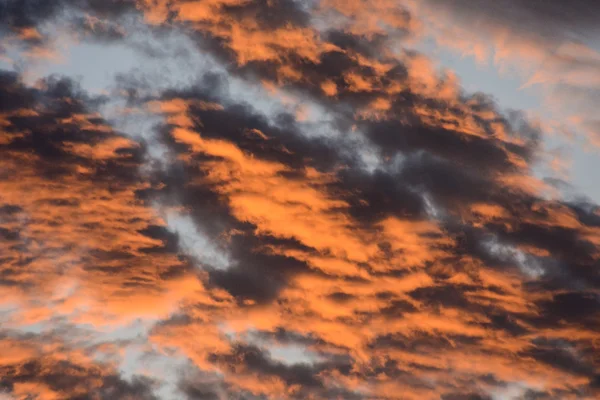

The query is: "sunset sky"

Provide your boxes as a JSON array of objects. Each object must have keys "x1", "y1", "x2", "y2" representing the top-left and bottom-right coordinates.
[{"x1": 1, "y1": 1, "x2": 600, "y2": 399}]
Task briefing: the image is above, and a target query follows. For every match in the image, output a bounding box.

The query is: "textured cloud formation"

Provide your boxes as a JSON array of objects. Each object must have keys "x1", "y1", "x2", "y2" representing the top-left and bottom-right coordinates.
[
  {"x1": 1, "y1": 1, "x2": 599, "y2": 399},
  {"x1": 406, "y1": 0, "x2": 600, "y2": 145}
]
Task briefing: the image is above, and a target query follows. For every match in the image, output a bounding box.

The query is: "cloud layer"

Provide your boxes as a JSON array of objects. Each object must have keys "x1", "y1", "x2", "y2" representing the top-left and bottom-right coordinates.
[{"x1": 1, "y1": 1, "x2": 599, "y2": 399}]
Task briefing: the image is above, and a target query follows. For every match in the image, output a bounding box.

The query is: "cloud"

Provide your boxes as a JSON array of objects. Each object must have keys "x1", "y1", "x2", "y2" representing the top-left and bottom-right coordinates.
[
  {"x1": 0, "y1": 341, "x2": 159, "y2": 400},
  {"x1": 0, "y1": 0, "x2": 599, "y2": 399},
  {"x1": 408, "y1": 0, "x2": 600, "y2": 144}
]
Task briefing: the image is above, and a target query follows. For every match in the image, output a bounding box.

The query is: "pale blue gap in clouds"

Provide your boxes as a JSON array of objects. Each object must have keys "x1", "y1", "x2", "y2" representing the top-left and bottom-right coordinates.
[{"x1": 414, "y1": 38, "x2": 600, "y2": 204}]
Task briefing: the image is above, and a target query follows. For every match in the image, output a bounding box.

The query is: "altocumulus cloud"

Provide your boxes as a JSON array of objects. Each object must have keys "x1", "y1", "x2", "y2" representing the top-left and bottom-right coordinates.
[{"x1": 0, "y1": 0, "x2": 599, "y2": 399}]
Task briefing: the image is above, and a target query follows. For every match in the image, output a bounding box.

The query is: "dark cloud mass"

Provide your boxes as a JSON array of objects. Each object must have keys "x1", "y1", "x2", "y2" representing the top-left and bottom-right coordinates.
[
  {"x1": 420, "y1": 0, "x2": 600, "y2": 42},
  {"x1": 0, "y1": 0, "x2": 599, "y2": 399}
]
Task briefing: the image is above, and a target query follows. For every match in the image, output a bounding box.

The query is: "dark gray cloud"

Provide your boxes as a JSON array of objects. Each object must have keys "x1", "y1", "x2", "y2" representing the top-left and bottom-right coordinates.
[
  {"x1": 0, "y1": 0, "x2": 136, "y2": 30},
  {"x1": 420, "y1": 0, "x2": 600, "y2": 43},
  {"x1": 0, "y1": 357, "x2": 158, "y2": 400}
]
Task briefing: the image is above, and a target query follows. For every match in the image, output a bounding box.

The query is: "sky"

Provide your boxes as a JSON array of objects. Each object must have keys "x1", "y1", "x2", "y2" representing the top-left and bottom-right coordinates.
[{"x1": 0, "y1": 1, "x2": 599, "y2": 399}]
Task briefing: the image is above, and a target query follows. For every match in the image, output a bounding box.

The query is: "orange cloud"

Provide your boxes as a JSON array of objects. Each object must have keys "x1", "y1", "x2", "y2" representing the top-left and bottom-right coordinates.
[{"x1": 2, "y1": 1, "x2": 600, "y2": 398}]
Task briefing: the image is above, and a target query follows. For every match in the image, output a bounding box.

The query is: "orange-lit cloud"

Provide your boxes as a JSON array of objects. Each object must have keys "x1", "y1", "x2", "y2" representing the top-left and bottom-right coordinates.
[{"x1": 1, "y1": 1, "x2": 600, "y2": 399}]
